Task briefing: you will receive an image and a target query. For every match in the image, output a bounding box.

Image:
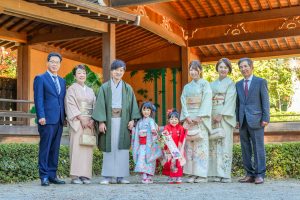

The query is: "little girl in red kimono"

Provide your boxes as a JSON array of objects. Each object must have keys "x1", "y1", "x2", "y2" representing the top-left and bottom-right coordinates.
[{"x1": 161, "y1": 109, "x2": 187, "y2": 184}]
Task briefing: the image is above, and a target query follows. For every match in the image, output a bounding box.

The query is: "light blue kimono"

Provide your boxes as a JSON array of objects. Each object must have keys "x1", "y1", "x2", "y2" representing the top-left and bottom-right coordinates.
[
  {"x1": 180, "y1": 79, "x2": 212, "y2": 177},
  {"x1": 132, "y1": 117, "x2": 162, "y2": 175}
]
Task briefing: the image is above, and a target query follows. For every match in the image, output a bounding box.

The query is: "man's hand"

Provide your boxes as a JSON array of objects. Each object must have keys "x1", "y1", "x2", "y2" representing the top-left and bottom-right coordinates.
[
  {"x1": 261, "y1": 121, "x2": 268, "y2": 127},
  {"x1": 235, "y1": 122, "x2": 240, "y2": 129},
  {"x1": 39, "y1": 118, "x2": 46, "y2": 125},
  {"x1": 99, "y1": 122, "x2": 106, "y2": 133},
  {"x1": 128, "y1": 120, "x2": 134, "y2": 130}
]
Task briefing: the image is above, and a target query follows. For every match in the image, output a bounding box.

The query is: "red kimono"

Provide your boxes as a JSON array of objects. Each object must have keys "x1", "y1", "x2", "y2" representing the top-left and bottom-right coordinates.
[{"x1": 162, "y1": 124, "x2": 186, "y2": 177}]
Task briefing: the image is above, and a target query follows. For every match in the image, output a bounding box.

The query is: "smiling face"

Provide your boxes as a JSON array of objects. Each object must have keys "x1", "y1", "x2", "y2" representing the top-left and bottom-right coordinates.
[
  {"x1": 239, "y1": 60, "x2": 253, "y2": 79},
  {"x1": 169, "y1": 116, "x2": 179, "y2": 127},
  {"x1": 47, "y1": 56, "x2": 61, "y2": 75},
  {"x1": 217, "y1": 62, "x2": 229, "y2": 79},
  {"x1": 111, "y1": 67, "x2": 125, "y2": 82},
  {"x1": 189, "y1": 67, "x2": 201, "y2": 80},
  {"x1": 75, "y1": 68, "x2": 87, "y2": 85},
  {"x1": 142, "y1": 107, "x2": 152, "y2": 118}
]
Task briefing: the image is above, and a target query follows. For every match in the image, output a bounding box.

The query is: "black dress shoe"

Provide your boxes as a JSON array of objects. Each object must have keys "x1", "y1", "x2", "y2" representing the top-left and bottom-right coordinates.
[
  {"x1": 49, "y1": 177, "x2": 65, "y2": 184},
  {"x1": 41, "y1": 178, "x2": 49, "y2": 186}
]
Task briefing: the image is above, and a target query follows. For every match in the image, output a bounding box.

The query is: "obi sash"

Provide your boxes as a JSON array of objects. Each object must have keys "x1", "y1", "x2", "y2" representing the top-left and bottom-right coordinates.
[
  {"x1": 186, "y1": 96, "x2": 202, "y2": 109},
  {"x1": 212, "y1": 93, "x2": 225, "y2": 106},
  {"x1": 79, "y1": 101, "x2": 93, "y2": 116}
]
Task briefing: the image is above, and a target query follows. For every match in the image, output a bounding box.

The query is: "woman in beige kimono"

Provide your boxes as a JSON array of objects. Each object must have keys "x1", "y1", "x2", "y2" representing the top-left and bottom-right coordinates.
[
  {"x1": 208, "y1": 58, "x2": 236, "y2": 183},
  {"x1": 180, "y1": 60, "x2": 212, "y2": 183},
  {"x1": 65, "y1": 64, "x2": 96, "y2": 184}
]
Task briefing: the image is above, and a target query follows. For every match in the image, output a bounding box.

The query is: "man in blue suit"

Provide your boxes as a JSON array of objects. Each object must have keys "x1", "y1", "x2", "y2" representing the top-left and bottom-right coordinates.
[
  {"x1": 236, "y1": 58, "x2": 270, "y2": 184},
  {"x1": 34, "y1": 52, "x2": 66, "y2": 186}
]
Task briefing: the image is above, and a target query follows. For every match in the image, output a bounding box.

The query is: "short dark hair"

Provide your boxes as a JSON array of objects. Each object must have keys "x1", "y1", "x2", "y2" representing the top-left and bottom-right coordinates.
[
  {"x1": 111, "y1": 59, "x2": 126, "y2": 71},
  {"x1": 216, "y1": 58, "x2": 232, "y2": 74},
  {"x1": 238, "y1": 57, "x2": 253, "y2": 68},
  {"x1": 47, "y1": 52, "x2": 62, "y2": 62},
  {"x1": 140, "y1": 101, "x2": 156, "y2": 119},
  {"x1": 72, "y1": 64, "x2": 87, "y2": 76}
]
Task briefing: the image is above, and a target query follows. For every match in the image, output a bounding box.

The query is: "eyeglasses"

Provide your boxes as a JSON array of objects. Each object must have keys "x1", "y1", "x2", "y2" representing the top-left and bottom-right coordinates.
[{"x1": 48, "y1": 60, "x2": 61, "y2": 65}]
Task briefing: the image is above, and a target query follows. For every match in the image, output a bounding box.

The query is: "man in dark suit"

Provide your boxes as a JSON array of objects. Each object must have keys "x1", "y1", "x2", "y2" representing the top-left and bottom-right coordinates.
[
  {"x1": 236, "y1": 58, "x2": 270, "y2": 184},
  {"x1": 34, "y1": 52, "x2": 66, "y2": 186}
]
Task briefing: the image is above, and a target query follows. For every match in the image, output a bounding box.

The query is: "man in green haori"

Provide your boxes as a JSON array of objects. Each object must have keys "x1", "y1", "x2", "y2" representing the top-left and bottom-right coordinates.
[{"x1": 92, "y1": 59, "x2": 140, "y2": 184}]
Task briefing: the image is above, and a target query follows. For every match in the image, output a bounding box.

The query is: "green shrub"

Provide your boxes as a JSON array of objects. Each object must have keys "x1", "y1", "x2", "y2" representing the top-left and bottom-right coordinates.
[{"x1": 1, "y1": 143, "x2": 300, "y2": 183}]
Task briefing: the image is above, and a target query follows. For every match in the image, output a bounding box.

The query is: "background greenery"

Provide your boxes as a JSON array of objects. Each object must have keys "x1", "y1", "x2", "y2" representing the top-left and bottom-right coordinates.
[{"x1": 1, "y1": 143, "x2": 300, "y2": 183}]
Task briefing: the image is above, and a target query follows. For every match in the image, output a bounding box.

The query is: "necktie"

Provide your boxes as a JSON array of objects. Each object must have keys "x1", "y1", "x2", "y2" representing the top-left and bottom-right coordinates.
[
  {"x1": 244, "y1": 79, "x2": 249, "y2": 97},
  {"x1": 52, "y1": 76, "x2": 60, "y2": 94}
]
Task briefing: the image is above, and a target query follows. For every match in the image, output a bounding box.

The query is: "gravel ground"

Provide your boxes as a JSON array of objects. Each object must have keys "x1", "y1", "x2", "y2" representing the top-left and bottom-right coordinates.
[{"x1": 1, "y1": 176, "x2": 300, "y2": 200}]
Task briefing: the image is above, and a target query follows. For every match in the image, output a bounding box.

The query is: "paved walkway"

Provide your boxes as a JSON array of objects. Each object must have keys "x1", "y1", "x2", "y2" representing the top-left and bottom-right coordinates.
[{"x1": 1, "y1": 176, "x2": 300, "y2": 200}]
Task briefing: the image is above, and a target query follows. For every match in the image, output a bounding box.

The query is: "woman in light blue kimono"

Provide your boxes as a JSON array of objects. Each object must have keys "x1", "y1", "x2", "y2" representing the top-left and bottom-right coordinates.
[
  {"x1": 180, "y1": 60, "x2": 212, "y2": 183},
  {"x1": 132, "y1": 102, "x2": 162, "y2": 184},
  {"x1": 208, "y1": 58, "x2": 236, "y2": 183}
]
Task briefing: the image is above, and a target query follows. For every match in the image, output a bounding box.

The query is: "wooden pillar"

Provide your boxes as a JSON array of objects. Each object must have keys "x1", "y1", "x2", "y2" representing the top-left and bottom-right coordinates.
[
  {"x1": 102, "y1": 24, "x2": 116, "y2": 82},
  {"x1": 161, "y1": 68, "x2": 166, "y2": 125},
  {"x1": 17, "y1": 45, "x2": 30, "y2": 106},
  {"x1": 181, "y1": 46, "x2": 190, "y2": 89}
]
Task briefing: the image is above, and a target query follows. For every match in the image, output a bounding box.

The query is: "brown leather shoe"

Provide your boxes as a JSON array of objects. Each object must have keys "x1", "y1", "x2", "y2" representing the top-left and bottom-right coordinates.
[
  {"x1": 238, "y1": 176, "x2": 255, "y2": 183},
  {"x1": 255, "y1": 177, "x2": 264, "y2": 184}
]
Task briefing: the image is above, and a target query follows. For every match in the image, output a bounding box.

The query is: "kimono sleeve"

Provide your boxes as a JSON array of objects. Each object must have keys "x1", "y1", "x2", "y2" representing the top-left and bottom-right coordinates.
[
  {"x1": 220, "y1": 81, "x2": 237, "y2": 117},
  {"x1": 92, "y1": 85, "x2": 107, "y2": 122},
  {"x1": 65, "y1": 86, "x2": 81, "y2": 121}
]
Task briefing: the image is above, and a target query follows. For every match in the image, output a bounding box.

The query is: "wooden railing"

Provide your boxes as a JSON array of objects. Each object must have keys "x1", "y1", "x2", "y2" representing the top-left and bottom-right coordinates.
[{"x1": 0, "y1": 98, "x2": 35, "y2": 126}]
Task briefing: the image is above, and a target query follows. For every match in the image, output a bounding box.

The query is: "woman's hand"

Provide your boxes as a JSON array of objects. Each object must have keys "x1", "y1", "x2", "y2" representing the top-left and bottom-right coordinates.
[
  {"x1": 213, "y1": 115, "x2": 222, "y2": 123},
  {"x1": 185, "y1": 117, "x2": 193, "y2": 124},
  {"x1": 193, "y1": 116, "x2": 203, "y2": 123},
  {"x1": 78, "y1": 115, "x2": 89, "y2": 129},
  {"x1": 87, "y1": 119, "x2": 94, "y2": 129}
]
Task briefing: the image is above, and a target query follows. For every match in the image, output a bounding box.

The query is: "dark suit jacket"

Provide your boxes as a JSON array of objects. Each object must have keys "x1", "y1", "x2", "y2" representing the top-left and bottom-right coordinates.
[
  {"x1": 34, "y1": 72, "x2": 66, "y2": 125},
  {"x1": 236, "y1": 75, "x2": 270, "y2": 129}
]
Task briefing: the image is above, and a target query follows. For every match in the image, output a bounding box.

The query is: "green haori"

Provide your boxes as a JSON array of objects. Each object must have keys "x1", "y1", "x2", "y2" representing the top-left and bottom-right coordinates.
[{"x1": 92, "y1": 80, "x2": 141, "y2": 152}]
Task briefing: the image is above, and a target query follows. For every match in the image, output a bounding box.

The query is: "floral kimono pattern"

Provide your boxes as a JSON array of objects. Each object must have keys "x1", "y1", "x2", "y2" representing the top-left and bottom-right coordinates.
[
  {"x1": 132, "y1": 117, "x2": 162, "y2": 175},
  {"x1": 208, "y1": 77, "x2": 236, "y2": 179},
  {"x1": 180, "y1": 79, "x2": 212, "y2": 177}
]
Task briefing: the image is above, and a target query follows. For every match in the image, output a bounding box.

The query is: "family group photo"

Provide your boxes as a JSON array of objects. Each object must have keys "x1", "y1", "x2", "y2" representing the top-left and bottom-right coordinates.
[{"x1": 1, "y1": 0, "x2": 300, "y2": 199}]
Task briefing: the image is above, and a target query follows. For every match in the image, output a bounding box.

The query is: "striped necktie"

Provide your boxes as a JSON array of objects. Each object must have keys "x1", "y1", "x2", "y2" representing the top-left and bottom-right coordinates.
[
  {"x1": 52, "y1": 76, "x2": 60, "y2": 94},
  {"x1": 244, "y1": 79, "x2": 249, "y2": 97}
]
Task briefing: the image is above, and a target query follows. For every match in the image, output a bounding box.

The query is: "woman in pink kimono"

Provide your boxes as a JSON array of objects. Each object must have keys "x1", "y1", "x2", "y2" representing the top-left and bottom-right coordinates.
[{"x1": 65, "y1": 64, "x2": 96, "y2": 184}]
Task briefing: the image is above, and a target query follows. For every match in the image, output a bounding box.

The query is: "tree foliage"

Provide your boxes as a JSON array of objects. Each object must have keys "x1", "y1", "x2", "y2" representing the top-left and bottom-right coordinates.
[{"x1": 0, "y1": 48, "x2": 17, "y2": 78}]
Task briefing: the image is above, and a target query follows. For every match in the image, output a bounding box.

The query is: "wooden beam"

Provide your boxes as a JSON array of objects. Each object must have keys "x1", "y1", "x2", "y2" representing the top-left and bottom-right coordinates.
[
  {"x1": 188, "y1": 29, "x2": 300, "y2": 47},
  {"x1": 188, "y1": 6, "x2": 300, "y2": 30},
  {"x1": 0, "y1": 0, "x2": 108, "y2": 33},
  {"x1": 181, "y1": 47, "x2": 190, "y2": 88},
  {"x1": 0, "y1": 28, "x2": 27, "y2": 43},
  {"x1": 28, "y1": 27, "x2": 100, "y2": 44},
  {"x1": 139, "y1": 16, "x2": 186, "y2": 46},
  {"x1": 201, "y1": 48, "x2": 300, "y2": 63},
  {"x1": 120, "y1": 7, "x2": 185, "y2": 46},
  {"x1": 31, "y1": 44, "x2": 101, "y2": 67},
  {"x1": 102, "y1": 24, "x2": 116, "y2": 82},
  {"x1": 109, "y1": 0, "x2": 174, "y2": 7},
  {"x1": 146, "y1": 4, "x2": 187, "y2": 29}
]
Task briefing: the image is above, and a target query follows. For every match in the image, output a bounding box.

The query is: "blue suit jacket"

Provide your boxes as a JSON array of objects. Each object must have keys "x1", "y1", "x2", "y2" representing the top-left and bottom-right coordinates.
[
  {"x1": 236, "y1": 75, "x2": 270, "y2": 129},
  {"x1": 34, "y1": 72, "x2": 66, "y2": 125}
]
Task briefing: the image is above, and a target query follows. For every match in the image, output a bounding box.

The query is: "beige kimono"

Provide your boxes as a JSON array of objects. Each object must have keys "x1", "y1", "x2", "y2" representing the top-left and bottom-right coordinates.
[{"x1": 65, "y1": 83, "x2": 96, "y2": 179}]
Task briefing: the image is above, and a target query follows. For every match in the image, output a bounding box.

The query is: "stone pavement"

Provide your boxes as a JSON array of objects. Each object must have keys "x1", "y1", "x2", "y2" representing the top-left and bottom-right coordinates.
[{"x1": 1, "y1": 176, "x2": 300, "y2": 200}]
